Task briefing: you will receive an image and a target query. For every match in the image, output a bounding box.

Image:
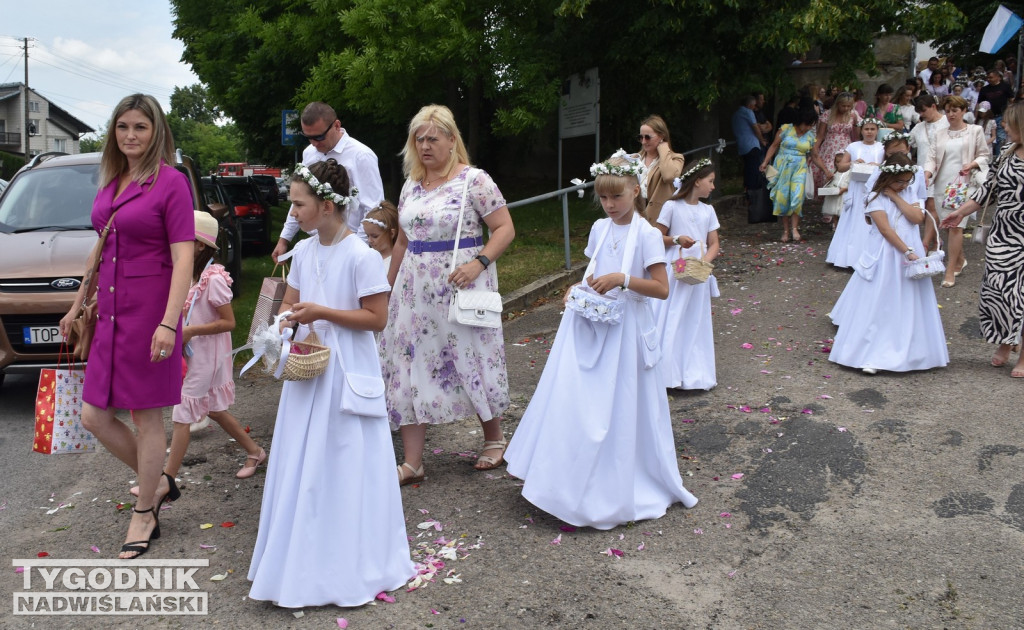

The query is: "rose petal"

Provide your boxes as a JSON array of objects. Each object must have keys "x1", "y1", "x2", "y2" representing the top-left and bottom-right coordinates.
[
  {"x1": 37, "y1": 552, "x2": 49, "y2": 558},
  {"x1": 376, "y1": 592, "x2": 396, "y2": 603},
  {"x1": 220, "y1": 522, "x2": 235, "y2": 528},
  {"x1": 837, "y1": 427, "x2": 847, "y2": 432},
  {"x1": 90, "y1": 545, "x2": 100, "y2": 553},
  {"x1": 200, "y1": 523, "x2": 214, "y2": 530},
  {"x1": 731, "y1": 473, "x2": 744, "y2": 480},
  {"x1": 741, "y1": 343, "x2": 754, "y2": 349},
  {"x1": 550, "y1": 534, "x2": 562, "y2": 545},
  {"x1": 200, "y1": 544, "x2": 217, "y2": 550},
  {"x1": 210, "y1": 573, "x2": 228, "y2": 581},
  {"x1": 337, "y1": 618, "x2": 349, "y2": 628},
  {"x1": 559, "y1": 525, "x2": 577, "y2": 532}
]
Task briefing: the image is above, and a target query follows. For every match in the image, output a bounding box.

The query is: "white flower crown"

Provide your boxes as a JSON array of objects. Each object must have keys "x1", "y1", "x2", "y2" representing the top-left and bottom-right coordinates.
[
  {"x1": 361, "y1": 217, "x2": 387, "y2": 229},
  {"x1": 884, "y1": 131, "x2": 911, "y2": 144},
  {"x1": 859, "y1": 117, "x2": 886, "y2": 128},
  {"x1": 589, "y1": 148, "x2": 646, "y2": 178},
  {"x1": 879, "y1": 163, "x2": 918, "y2": 174},
  {"x1": 672, "y1": 158, "x2": 714, "y2": 192},
  {"x1": 293, "y1": 164, "x2": 358, "y2": 207}
]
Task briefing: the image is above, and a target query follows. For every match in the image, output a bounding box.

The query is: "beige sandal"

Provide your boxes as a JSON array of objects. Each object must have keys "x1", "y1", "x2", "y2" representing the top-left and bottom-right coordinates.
[
  {"x1": 236, "y1": 448, "x2": 267, "y2": 479},
  {"x1": 397, "y1": 462, "x2": 425, "y2": 486},
  {"x1": 474, "y1": 439, "x2": 507, "y2": 471}
]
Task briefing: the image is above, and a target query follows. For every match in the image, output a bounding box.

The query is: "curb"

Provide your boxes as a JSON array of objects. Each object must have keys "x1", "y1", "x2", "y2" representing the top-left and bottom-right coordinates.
[{"x1": 502, "y1": 261, "x2": 587, "y2": 313}]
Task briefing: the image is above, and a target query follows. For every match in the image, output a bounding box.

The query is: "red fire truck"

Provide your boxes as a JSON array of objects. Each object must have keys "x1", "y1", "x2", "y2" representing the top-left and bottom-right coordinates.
[{"x1": 217, "y1": 163, "x2": 282, "y2": 177}]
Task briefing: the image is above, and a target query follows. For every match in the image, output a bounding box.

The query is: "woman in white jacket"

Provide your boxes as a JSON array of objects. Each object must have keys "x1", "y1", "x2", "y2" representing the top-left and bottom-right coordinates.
[{"x1": 924, "y1": 95, "x2": 991, "y2": 287}]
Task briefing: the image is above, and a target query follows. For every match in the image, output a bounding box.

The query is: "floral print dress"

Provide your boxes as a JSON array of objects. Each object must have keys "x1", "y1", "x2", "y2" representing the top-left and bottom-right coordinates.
[{"x1": 379, "y1": 167, "x2": 510, "y2": 428}]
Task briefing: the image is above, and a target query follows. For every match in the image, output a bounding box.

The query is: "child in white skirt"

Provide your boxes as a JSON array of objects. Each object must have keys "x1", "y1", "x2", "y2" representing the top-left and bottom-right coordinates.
[
  {"x1": 829, "y1": 153, "x2": 949, "y2": 373},
  {"x1": 505, "y1": 151, "x2": 698, "y2": 530},
  {"x1": 821, "y1": 151, "x2": 852, "y2": 230},
  {"x1": 652, "y1": 158, "x2": 720, "y2": 390}
]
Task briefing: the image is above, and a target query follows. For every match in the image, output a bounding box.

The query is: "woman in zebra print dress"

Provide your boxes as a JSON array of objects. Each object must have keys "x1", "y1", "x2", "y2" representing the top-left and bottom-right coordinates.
[{"x1": 942, "y1": 101, "x2": 1024, "y2": 377}]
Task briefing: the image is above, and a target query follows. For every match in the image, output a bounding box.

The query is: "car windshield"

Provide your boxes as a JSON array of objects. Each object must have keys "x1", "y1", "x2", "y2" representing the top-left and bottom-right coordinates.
[{"x1": 0, "y1": 164, "x2": 100, "y2": 233}]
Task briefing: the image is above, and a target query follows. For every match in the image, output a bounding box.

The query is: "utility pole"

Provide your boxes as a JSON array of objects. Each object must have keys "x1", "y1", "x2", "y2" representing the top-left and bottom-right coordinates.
[{"x1": 23, "y1": 37, "x2": 30, "y2": 157}]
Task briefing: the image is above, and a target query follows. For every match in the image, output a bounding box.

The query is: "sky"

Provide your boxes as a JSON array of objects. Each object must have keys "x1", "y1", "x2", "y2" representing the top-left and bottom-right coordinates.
[{"x1": 0, "y1": 1, "x2": 199, "y2": 136}]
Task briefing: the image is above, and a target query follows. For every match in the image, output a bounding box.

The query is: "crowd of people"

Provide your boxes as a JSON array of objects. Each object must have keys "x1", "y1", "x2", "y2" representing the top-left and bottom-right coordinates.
[
  {"x1": 737, "y1": 56, "x2": 1024, "y2": 377},
  {"x1": 53, "y1": 53, "x2": 1024, "y2": 609}
]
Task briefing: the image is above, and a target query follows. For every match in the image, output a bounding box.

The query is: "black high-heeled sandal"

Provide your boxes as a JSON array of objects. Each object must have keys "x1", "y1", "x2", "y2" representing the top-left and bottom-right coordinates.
[
  {"x1": 120, "y1": 506, "x2": 160, "y2": 559},
  {"x1": 162, "y1": 472, "x2": 181, "y2": 502}
]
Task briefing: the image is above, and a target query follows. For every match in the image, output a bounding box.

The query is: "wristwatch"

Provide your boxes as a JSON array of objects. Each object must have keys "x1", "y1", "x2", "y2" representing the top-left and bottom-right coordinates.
[
  {"x1": 904, "y1": 247, "x2": 915, "y2": 259},
  {"x1": 475, "y1": 254, "x2": 491, "y2": 269},
  {"x1": 672, "y1": 235, "x2": 680, "y2": 246}
]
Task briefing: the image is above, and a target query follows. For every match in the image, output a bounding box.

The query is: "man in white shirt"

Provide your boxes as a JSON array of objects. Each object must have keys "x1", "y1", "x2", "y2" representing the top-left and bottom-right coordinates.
[
  {"x1": 918, "y1": 57, "x2": 940, "y2": 87},
  {"x1": 910, "y1": 93, "x2": 949, "y2": 252},
  {"x1": 271, "y1": 102, "x2": 385, "y2": 262}
]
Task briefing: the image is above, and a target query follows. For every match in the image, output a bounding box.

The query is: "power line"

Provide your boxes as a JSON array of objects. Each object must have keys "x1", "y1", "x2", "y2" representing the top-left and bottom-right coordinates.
[
  {"x1": 38, "y1": 45, "x2": 172, "y2": 94},
  {"x1": 30, "y1": 57, "x2": 174, "y2": 98}
]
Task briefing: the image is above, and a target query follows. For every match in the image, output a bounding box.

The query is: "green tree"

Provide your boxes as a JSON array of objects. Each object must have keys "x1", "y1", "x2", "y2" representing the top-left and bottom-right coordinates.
[
  {"x1": 170, "y1": 84, "x2": 221, "y2": 124},
  {"x1": 172, "y1": 0, "x2": 965, "y2": 180},
  {"x1": 79, "y1": 129, "x2": 105, "y2": 153},
  {"x1": 167, "y1": 83, "x2": 245, "y2": 173}
]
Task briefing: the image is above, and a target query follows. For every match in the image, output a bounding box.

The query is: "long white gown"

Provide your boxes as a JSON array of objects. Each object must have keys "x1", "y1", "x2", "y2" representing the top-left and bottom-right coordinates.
[
  {"x1": 828, "y1": 186, "x2": 949, "y2": 372},
  {"x1": 830, "y1": 171, "x2": 928, "y2": 327},
  {"x1": 248, "y1": 235, "x2": 414, "y2": 608},
  {"x1": 505, "y1": 214, "x2": 698, "y2": 530},
  {"x1": 652, "y1": 199, "x2": 720, "y2": 390},
  {"x1": 826, "y1": 141, "x2": 885, "y2": 268}
]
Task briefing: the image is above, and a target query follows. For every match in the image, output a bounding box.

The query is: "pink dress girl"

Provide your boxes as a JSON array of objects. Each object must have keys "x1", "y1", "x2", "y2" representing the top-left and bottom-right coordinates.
[{"x1": 176, "y1": 264, "x2": 234, "y2": 424}]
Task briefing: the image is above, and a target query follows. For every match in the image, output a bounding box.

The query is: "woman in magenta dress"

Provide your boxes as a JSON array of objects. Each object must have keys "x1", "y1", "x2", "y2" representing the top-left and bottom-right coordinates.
[{"x1": 60, "y1": 94, "x2": 194, "y2": 559}]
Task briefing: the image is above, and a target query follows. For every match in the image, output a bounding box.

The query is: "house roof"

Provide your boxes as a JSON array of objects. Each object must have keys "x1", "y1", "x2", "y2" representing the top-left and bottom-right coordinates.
[{"x1": 0, "y1": 82, "x2": 94, "y2": 135}]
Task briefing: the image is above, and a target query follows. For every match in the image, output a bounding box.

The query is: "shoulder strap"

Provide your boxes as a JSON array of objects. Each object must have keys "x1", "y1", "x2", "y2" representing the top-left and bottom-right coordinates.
[
  {"x1": 450, "y1": 168, "x2": 480, "y2": 273},
  {"x1": 80, "y1": 210, "x2": 120, "y2": 304}
]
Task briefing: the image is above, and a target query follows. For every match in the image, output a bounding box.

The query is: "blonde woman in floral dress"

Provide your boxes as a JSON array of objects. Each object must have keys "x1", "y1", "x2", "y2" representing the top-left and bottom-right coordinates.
[
  {"x1": 380, "y1": 105, "x2": 515, "y2": 485},
  {"x1": 813, "y1": 92, "x2": 861, "y2": 202}
]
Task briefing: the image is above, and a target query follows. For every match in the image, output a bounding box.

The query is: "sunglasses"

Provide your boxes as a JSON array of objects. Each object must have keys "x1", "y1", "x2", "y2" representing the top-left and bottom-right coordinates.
[
  {"x1": 301, "y1": 118, "x2": 337, "y2": 142},
  {"x1": 637, "y1": 134, "x2": 657, "y2": 142}
]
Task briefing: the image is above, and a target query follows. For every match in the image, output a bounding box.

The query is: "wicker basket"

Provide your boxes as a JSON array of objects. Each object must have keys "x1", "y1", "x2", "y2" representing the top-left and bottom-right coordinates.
[
  {"x1": 672, "y1": 240, "x2": 714, "y2": 285},
  {"x1": 280, "y1": 332, "x2": 330, "y2": 381}
]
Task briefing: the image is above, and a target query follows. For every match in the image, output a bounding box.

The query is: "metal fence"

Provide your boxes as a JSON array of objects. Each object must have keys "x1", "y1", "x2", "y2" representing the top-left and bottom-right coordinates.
[{"x1": 506, "y1": 140, "x2": 735, "y2": 269}]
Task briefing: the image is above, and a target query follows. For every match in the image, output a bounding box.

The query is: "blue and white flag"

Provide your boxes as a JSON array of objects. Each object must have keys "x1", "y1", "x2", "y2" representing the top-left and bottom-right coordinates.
[{"x1": 980, "y1": 5, "x2": 1023, "y2": 54}]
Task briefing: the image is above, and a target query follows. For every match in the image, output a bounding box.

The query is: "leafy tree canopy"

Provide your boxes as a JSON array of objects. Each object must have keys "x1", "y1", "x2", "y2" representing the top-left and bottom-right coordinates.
[{"x1": 172, "y1": 0, "x2": 965, "y2": 172}]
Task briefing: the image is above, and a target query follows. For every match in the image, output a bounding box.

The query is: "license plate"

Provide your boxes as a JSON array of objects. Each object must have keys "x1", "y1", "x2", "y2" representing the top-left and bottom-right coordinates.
[{"x1": 23, "y1": 326, "x2": 65, "y2": 345}]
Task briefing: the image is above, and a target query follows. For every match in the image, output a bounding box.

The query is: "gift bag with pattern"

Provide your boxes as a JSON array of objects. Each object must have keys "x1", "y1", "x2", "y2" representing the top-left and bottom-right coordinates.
[{"x1": 33, "y1": 365, "x2": 97, "y2": 454}]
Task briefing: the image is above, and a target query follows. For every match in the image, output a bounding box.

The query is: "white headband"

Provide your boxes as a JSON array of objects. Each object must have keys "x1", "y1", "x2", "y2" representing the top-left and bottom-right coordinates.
[{"x1": 361, "y1": 217, "x2": 387, "y2": 229}]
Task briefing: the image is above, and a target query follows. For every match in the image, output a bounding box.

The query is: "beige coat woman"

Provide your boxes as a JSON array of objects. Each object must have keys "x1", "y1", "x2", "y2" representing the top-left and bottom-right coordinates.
[{"x1": 924, "y1": 101, "x2": 991, "y2": 287}]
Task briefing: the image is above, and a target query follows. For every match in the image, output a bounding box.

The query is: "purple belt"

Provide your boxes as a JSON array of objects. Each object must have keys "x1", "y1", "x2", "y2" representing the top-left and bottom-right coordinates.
[{"x1": 408, "y1": 236, "x2": 483, "y2": 254}]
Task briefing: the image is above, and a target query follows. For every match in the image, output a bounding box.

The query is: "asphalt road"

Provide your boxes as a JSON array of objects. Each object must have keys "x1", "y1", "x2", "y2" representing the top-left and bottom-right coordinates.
[{"x1": 1, "y1": 206, "x2": 1022, "y2": 629}]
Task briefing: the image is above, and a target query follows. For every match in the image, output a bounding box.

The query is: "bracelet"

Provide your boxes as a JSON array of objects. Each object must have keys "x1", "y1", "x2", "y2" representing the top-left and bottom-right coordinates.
[
  {"x1": 622, "y1": 274, "x2": 631, "y2": 290},
  {"x1": 159, "y1": 323, "x2": 177, "y2": 333}
]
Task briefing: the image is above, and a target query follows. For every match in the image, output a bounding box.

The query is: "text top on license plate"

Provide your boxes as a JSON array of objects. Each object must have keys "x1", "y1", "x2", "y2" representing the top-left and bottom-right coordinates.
[{"x1": 23, "y1": 326, "x2": 65, "y2": 345}]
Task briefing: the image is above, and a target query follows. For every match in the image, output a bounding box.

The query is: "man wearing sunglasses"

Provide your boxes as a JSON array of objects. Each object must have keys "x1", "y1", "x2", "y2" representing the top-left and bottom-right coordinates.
[{"x1": 271, "y1": 101, "x2": 385, "y2": 262}]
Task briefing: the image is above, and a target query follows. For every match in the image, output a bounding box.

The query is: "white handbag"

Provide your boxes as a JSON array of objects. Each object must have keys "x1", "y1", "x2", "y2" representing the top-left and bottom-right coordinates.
[
  {"x1": 447, "y1": 168, "x2": 503, "y2": 329},
  {"x1": 904, "y1": 212, "x2": 946, "y2": 280},
  {"x1": 564, "y1": 214, "x2": 641, "y2": 325}
]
